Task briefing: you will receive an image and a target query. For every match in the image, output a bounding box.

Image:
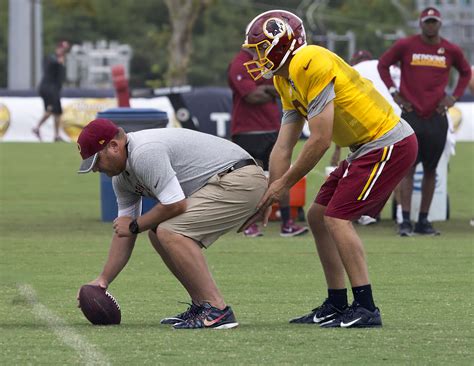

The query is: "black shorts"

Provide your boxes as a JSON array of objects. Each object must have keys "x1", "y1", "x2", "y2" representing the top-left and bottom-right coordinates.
[
  {"x1": 402, "y1": 111, "x2": 448, "y2": 172},
  {"x1": 232, "y1": 132, "x2": 278, "y2": 171},
  {"x1": 39, "y1": 84, "x2": 62, "y2": 114}
]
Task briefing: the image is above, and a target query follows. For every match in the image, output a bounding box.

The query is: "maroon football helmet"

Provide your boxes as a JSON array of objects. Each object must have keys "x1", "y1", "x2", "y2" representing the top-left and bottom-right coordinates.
[{"x1": 243, "y1": 10, "x2": 306, "y2": 80}]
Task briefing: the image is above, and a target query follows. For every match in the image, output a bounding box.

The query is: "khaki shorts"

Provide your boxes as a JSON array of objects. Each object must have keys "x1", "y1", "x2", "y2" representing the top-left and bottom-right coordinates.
[{"x1": 159, "y1": 165, "x2": 267, "y2": 248}]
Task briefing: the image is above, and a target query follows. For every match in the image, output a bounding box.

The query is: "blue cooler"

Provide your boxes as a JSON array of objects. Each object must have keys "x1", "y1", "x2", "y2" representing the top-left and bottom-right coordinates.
[{"x1": 97, "y1": 108, "x2": 168, "y2": 222}]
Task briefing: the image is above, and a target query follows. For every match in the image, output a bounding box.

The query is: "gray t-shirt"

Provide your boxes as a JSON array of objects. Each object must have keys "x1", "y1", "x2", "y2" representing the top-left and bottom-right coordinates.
[{"x1": 112, "y1": 128, "x2": 252, "y2": 210}]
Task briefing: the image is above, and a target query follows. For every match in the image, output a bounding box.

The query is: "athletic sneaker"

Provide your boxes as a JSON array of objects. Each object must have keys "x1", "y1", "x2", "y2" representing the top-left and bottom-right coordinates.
[
  {"x1": 244, "y1": 224, "x2": 263, "y2": 237},
  {"x1": 414, "y1": 219, "x2": 440, "y2": 236},
  {"x1": 320, "y1": 302, "x2": 382, "y2": 328},
  {"x1": 398, "y1": 220, "x2": 413, "y2": 237},
  {"x1": 289, "y1": 299, "x2": 345, "y2": 324},
  {"x1": 280, "y1": 220, "x2": 308, "y2": 237},
  {"x1": 173, "y1": 302, "x2": 239, "y2": 329},
  {"x1": 160, "y1": 302, "x2": 201, "y2": 325},
  {"x1": 357, "y1": 215, "x2": 377, "y2": 226}
]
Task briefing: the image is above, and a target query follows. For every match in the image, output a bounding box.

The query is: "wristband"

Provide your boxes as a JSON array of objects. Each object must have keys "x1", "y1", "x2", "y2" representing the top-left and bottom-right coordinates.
[{"x1": 129, "y1": 219, "x2": 139, "y2": 235}]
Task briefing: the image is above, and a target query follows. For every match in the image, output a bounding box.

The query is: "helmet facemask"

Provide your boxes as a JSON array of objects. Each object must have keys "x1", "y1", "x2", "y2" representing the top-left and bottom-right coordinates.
[{"x1": 243, "y1": 40, "x2": 276, "y2": 80}]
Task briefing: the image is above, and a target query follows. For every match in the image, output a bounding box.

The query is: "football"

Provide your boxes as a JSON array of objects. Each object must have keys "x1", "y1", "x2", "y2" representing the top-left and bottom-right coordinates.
[{"x1": 78, "y1": 285, "x2": 121, "y2": 325}]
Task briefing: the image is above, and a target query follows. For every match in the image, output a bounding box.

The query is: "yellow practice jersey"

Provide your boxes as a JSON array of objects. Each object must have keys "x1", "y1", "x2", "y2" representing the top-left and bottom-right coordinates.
[{"x1": 274, "y1": 45, "x2": 399, "y2": 147}]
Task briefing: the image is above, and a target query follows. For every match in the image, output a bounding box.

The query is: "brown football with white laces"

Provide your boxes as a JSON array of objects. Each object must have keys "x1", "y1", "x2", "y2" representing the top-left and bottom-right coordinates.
[{"x1": 78, "y1": 285, "x2": 121, "y2": 325}]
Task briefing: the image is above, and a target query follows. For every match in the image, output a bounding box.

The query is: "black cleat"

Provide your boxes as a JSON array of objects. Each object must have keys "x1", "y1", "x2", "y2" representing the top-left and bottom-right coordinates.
[
  {"x1": 160, "y1": 302, "x2": 201, "y2": 325},
  {"x1": 414, "y1": 219, "x2": 440, "y2": 236},
  {"x1": 398, "y1": 221, "x2": 413, "y2": 237},
  {"x1": 289, "y1": 299, "x2": 345, "y2": 324},
  {"x1": 320, "y1": 302, "x2": 382, "y2": 328},
  {"x1": 173, "y1": 302, "x2": 239, "y2": 329}
]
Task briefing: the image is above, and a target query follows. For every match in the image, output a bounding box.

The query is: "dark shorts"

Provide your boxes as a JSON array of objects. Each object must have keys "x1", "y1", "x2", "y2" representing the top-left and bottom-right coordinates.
[
  {"x1": 39, "y1": 84, "x2": 62, "y2": 114},
  {"x1": 316, "y1": 134, "x2": 418, "y2": 220},
  {"x1": 402, "y1": 111, "x2": 448, "y2": 172},
  {"x1": 232, "y1": 132, "x2": 278, "y2": 170}
]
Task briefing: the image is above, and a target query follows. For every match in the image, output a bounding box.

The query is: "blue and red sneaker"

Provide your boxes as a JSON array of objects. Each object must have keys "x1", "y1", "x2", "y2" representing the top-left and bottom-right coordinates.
[
  {"x1": 160, "y1": 302, "x2": 200, "y2": 325},
  {"x1": 173, "y1": 302, "x2": 239, "y2": 330}
]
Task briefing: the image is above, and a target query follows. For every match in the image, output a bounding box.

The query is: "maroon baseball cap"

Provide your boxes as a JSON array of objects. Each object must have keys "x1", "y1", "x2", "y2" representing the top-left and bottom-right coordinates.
[
  {"x1": 420, "y1": 7, "x2": 442, "y2": 23},
  {"x1": 77, "y1": 118, "x2": 119, "y2": 173}
]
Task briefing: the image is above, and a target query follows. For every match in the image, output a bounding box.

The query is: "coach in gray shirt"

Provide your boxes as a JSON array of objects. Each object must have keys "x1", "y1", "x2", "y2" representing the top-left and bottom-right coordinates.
[{"x1": 77, "y1": 118, "x2": 267, "y2": 329}]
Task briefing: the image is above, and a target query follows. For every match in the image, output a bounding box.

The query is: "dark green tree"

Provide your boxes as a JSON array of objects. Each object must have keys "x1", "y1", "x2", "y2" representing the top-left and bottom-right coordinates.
[
  {"x1": 1, "y1": 0, "x2": 418, "y2": 89},
  {"x1": 306, "y1": 0, "x2": 414, "y2": 60}
]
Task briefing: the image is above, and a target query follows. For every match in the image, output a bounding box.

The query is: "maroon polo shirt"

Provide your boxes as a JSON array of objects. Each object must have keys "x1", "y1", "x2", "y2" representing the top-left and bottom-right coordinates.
[
  {"x1": 228, "y1": 49, "x2": 281, "y2": 136},
  {"x1": 378, "y1": 35, "x2": 471, "y2": 118}
]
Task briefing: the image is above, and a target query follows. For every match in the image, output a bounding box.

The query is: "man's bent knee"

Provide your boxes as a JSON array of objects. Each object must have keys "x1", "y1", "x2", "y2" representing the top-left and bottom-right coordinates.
[
  {"x1": 154, "y1": 227, "x2": 171, "y2": 240},
  {"x1": 307, "y1": 203, "x2": 327, "y2": 231},
  {"x1": 324, "y1": 215, "x2": 351, "y2": 231},
  {"x1": 307, "y1": 204, "x2": 322, "y2": 220}
]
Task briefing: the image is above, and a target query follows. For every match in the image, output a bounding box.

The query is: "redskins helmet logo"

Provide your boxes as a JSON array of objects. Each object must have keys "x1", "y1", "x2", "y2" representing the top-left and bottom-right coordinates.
[{"x1": 263, "y1": 18, "x2": 287, "y2": 39}]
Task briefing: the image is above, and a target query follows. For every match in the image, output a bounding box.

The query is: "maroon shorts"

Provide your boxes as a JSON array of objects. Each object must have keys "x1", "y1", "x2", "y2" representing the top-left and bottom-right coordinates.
[{"x1": 315, "y1": 134, "x2": 418, "y2": 220}]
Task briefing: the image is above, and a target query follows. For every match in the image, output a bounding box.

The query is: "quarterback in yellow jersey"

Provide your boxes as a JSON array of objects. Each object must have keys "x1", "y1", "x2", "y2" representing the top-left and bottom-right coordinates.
[
  {"x1": 240, "y1": 10, "x2": 418, "y2": 328},
  {"x1": 274, "y1": 45, "x2": 400, "y2": 148}
]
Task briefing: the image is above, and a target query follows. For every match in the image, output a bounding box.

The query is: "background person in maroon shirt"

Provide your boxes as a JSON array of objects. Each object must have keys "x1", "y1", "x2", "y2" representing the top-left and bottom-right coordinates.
[
  {"x1": 228, "y1": 47, "x2": 308, "y2": 238},
  {"x1": 378, "y1": 7, "x2": 471, "y2": 237}
]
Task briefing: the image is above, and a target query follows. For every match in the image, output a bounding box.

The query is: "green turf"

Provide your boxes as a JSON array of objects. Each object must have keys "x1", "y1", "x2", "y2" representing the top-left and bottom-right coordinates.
[{"x1": 0, "y1": 141, "x2": 473, "y2": 365}]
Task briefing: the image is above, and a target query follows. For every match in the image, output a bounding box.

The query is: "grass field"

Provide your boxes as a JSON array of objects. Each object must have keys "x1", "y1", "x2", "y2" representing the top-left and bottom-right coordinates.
[{"x1": 0, "y1": 141, "x2": 473, "y2": 365}]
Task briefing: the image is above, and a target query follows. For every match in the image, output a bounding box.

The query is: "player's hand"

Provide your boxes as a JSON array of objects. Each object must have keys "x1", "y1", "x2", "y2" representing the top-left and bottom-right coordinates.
[
  {"x1": 237, "y1": 206, "x2": 272, "y2": 232},
  {"x1": 393, "y1": 93, "x2": 413, "y2": 112},
  {"x1": 113, "y1": 216, "x2": 133, "y2": 237},
  {"x1": 77, "y1": 277, "x2": 109, "y2": 307},
  {"x1": 436, "y1": 95, "x2": 456, "y2": 115},
  {"x1": 238, "y1": 178, "x2": 289, "y2": 232}
]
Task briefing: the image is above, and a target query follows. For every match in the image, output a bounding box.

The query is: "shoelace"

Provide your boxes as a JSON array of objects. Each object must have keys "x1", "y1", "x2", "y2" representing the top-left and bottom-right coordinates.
[
  {"x1": 314, "y1": 300, "x2": 347, "y2": 317},
  {"x1": 183, "y1": 305, "x2": 212, "y2": 326},
  {"x1": 341, "y1": 303, "x2": 360, "y2": 321},
  {"x1": 422, "y1": 221, "x2": 433, "y2": 228},
  {"x1": 312, "y1": 298, "x2": 332, "y2": 313},
  {"x1": 176, "y1": 301, "x2": 200, "y2": 319}
]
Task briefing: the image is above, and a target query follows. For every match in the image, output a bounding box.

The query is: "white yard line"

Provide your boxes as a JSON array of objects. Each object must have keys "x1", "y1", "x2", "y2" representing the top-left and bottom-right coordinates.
[{"x1": 18, "y1": 284, "x2": 110, "y2": 366}]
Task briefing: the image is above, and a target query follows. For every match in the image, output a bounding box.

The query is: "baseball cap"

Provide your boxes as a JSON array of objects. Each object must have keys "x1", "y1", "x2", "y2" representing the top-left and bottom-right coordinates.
[
  {"x1": 77, "y1": 118, "x2": 119, "y2": 173},
  {"x1": 420, "y1": 7, "x2": 442, "y2": 23}
]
